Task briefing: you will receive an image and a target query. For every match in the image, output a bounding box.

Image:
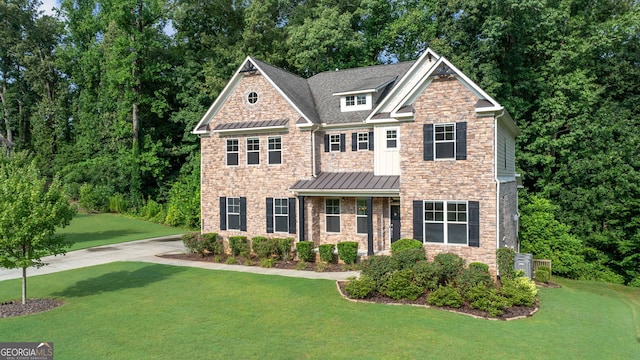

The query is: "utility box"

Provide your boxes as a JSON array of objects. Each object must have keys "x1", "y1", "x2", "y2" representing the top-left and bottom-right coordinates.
[{"x1": 514, "y1": 253, "x2": 533, "y2": 279}]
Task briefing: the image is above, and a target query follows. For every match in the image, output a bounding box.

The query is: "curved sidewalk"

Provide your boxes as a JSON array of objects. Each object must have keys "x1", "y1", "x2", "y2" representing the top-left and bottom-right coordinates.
[{"x1": 0, "y1": 236, "x2": 358, "y2": 282}]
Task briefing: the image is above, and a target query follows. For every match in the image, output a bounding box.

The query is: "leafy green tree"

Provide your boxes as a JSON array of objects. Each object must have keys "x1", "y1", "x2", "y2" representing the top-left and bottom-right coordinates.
[{"x1": 0, "y1": 154, "x2": 76, "y2": 304}]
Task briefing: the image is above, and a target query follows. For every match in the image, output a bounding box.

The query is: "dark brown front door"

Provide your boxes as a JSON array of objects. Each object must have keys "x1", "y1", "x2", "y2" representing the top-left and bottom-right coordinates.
[{"x1": 391, "y1": 205, "x2": 401, "y2": 243}]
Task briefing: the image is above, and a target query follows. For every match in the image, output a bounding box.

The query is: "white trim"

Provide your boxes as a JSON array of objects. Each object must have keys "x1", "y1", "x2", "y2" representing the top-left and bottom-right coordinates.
[
  {"x1": 422, "y1": 200, "x2": 469, "y2": 245},
  {"x1": 246, "y1": 137, "x2": 260, "y2": 166},
  {"x1": 267, "y1": 136, "x2": 282, "y2": 165},
  {"x1": 291, "y1": 189, "x2": 400, "y2": 197},
  {"x1": 341, "y1": 94, "x2": 372, "y2": 112},
  {"x1": 273, "y1": 197, "x2": 290, "y2": 233},
  {"x1": 213, "y1": 125, "x2": 288, "y2": 136},
  {"x1": 226, "y1": 138, "x2": 240, "y2": 167},
  {"x1": 355, "y1": 198, "x2": 368, "y2": 235},
  {"x1": 325, "y1": 198, "x2": 342, "y2": 234},
  {"x1": 333, "y1": 89, "x2": 377, "y2": 96}
]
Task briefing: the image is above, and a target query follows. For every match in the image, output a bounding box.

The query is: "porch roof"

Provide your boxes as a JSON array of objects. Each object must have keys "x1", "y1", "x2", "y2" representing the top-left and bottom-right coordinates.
[{"x1": 290, "y1": 172, "x2": 400, "y2": 197}]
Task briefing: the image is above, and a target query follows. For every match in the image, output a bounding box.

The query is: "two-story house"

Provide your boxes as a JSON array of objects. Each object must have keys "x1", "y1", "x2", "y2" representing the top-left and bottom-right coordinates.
[{"x1": 193, "y1": 48, "x2": 520, "y2": 276}]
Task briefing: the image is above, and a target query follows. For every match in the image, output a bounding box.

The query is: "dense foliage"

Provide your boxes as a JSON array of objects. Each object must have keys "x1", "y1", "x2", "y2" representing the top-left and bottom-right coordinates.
[{"x1": 1, "y1": 0, "x2": 638, "y2": 284}]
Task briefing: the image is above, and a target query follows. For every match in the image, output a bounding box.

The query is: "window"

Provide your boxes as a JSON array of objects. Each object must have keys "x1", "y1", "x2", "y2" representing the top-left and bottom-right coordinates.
[
  {"x1": 330, "y1": 134, "x2": 341, "y2": 152},
  {"x1": 226, "y1": 139, "x2": 239, "y2": 166},
  {"x1": 326, "y1": 198, "x2": 341, "y2": 233},
  {"x1": 227, "y1": 197, "x2": 241, "y2": 230},
  {"x1": 247, "y1": 138, "x2": 260, "y2": 165},
  {"x1": 386, "y1": 129, "x2": 398, "y2": 149},
  {"x1": 435, "y1": 124, "x2": 455, "y2": 159},
  {"x1": 274, "y1": 198, "x2": 289, "y2": 232},
  {"x1": 247, "y1": 91, "x2": 258, "y2": 104},
  {"x1": 345, "y1": 95, "x2": 355, "y2": 106},
  {"x1": 357, "y1": 132, "x2": 369, "y2": 150},
  {"x1": 356, "y1": 198, "x2": 368, "y2": 234},
  {"x1": 268, "y1": 136, "x2": 281, "y2": 164},
  {"x1": 424, "y1": 201, "x2": 467, "y2": 244},
  {"x1": 356, "y1": 94, "x2": 367, "y2": 105}
]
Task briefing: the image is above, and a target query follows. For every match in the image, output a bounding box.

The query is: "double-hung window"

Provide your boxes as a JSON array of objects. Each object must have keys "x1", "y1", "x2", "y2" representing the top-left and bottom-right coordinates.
[
  {"x1": 356, "y1": 94, "x2": 367, "y2": 105},
  {"x1": 226, "y1": 139, "x2": 239, "y2": 166},
  {"x1": 356, "y1": 198, "x2": 368, "y2": 234},
  {"x1": 357, "y1": 132, "x2": 369, "y2": 150},
  {"x1": 424, "y1": 122, "x2": 466, "y2": 161},
  {"x1": 247, "y1": 138, "x2": 260, "y2": 165},
  {"x1": 386, "y1": 129, "x2": 398, "y2": 149},
  {"x1": 326, "y1": 198, "x2": 341, "y2": 233},
  {"x1": 424, "y1": 201, "x2": 468, "y2": 244},
  {"x1": 268, "y1": 136, "x2": 282, "y2": 164},
  {"x1": 274, "y1": 198, "x2": 289, "y2": 232},
  {"x1": 329, "y1": 134, "x2": 341, "y2": 152},
  {"x1": 227, "y1": 197, "x2": 241, "y2": 230},
  {"x1": 434, "y1": 124, "x2": 455, "y2": 159}
]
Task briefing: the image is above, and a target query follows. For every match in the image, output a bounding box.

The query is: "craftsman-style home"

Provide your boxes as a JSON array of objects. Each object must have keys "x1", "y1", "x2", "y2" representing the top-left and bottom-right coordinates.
[{"x1": 193, "y1": 48, "x2": 520, "y2": 275}]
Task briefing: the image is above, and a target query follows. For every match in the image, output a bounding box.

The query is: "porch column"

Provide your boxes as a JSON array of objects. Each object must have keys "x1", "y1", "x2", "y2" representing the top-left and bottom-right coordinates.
[
  {"x1": 367, "y1": 197, "x2": 373, "y2": 255},
  {"x1": 298, "y1": 196, "x2": 305, "y2": 241}
]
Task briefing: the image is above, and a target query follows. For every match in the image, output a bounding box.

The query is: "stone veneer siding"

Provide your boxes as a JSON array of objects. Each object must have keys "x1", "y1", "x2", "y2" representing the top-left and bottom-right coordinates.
[{"x1": 399, "y1": 77, "x2": 499, "y2": 276}]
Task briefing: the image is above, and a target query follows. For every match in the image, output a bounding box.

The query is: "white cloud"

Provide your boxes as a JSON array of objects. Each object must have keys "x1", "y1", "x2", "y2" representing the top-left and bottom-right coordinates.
[{"x1": 39, "y1": 0, "x2": 59, "y2": 17}]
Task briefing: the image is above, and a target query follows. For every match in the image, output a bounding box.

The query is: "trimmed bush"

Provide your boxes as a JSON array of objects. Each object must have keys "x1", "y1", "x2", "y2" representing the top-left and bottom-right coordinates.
[
  {"x1": 182, "y1": 232, "x2": 221, "y2": 257},
  {"x1": 433, "y1": 253, "x2": 465, "y2": 285},
  {"x1": 391, "y1": 238, "x2": 423, "y2": 254},
  {"x1": 337, "y1": 241, "x2": 358, "y2": 264},
  {"x1": 501, "y1": 276, "x2": 538, "y2": 307},
  {"x1": 229, "y1": 236, "x2": 249, "y2": 257},
  {"x1": 344, "y1": 276, "x2": 376, "y2": 299},
  {"x1": 381, "y1": 269, "x2": 423, "y2": 300},
  {"x1": 466, "y1": 284, "x2": 510, "y2": 317},
  {"x1": 427, "y1": 285, "x2": 464, "y2": 308},
  {"x1": 201, "y1": 233, "x2": 223, "y2": 255},
  {"x1": 252, "y1": 237, "x2": 275, "y2": 259},
  {"x1": 393, "y1": 248, "x2": 427, "y2": 269},
  {"x1": 412, "y1": 260, "x2": 439, "y2": 291},
  {"x1": 296, "y1": 241, "x2": 315, "y2": 262},
  {"x1": 276, "y1": 238, "x2": 295, "y2": 261},
  {"x1": 360, "y1": 255, "x2": 398, "y2": 288},
  {"x1": 457, "y1": 262, "x2": 494, "y2": 296},
  {"x1": 496, "y1": 247, "x2": 516, "y2": 280},
  {"x1": 535, "y1": 266, "x2": 551, "y2": 283},
  {"x1": 319, "y1": 244, "x2": 335, "y2": 263}
]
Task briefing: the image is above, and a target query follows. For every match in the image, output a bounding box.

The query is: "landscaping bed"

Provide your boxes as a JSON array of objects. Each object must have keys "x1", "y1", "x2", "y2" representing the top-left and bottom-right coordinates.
[{"x1": 0, "y1": 298, "x2": 63, "y2": 318}]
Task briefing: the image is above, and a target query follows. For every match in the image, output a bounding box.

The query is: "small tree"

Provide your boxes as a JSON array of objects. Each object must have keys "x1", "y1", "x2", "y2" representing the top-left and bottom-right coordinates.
[{"x1": 0, "y1": 157, "x2": 76, "y2": 304}]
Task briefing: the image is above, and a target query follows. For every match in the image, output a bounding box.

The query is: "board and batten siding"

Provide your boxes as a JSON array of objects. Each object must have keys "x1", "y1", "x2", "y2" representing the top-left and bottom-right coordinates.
[
  {"x1": 497, "y1": 123, "x2": 516, "y2": 178},
  {"x1": 374, "y1": 126, "x2": 401, "y2": 175}
]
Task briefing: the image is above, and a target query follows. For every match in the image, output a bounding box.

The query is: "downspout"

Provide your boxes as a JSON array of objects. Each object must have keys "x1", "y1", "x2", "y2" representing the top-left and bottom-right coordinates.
[
  {"x1": 311, "y1": 126, "x2": 318, "y2": 177},
  {"x1": 494, "y1": 109, "x2": 506, "y2": 252}
]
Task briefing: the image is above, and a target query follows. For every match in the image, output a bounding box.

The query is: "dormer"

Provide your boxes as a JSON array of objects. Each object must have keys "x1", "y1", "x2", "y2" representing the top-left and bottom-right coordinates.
[{"x1": 332, "y1": 76, "x2": 397, "y2": 113}]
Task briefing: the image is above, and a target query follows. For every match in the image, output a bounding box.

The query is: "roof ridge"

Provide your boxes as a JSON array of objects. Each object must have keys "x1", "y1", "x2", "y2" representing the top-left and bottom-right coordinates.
[{"x1": 309, "y1": 61, "x2": 416, "y2": 79}]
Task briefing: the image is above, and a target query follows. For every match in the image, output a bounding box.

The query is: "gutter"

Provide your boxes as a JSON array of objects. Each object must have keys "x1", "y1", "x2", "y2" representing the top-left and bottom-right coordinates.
[{"x1": 311, "y1": 126, "x2": 318, "y2": 177}]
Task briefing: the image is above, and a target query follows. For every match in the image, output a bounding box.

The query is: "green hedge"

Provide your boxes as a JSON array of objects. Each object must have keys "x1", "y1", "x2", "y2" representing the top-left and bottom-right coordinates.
[
  {"x1": 337, "y1": 241, "x2": 358, "y2": 264},
  {"x1": 296, "y1": 241, "x2": 315, "y2": 262},
  {"x1": 318, "y1": 244, "x2": 335, "y2": 263}
]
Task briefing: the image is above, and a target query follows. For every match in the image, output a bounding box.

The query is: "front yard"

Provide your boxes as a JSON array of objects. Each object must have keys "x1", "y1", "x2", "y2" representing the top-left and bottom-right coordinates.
[{"x1": 0, "y1": 262, "x2": 637, "y2": 359}]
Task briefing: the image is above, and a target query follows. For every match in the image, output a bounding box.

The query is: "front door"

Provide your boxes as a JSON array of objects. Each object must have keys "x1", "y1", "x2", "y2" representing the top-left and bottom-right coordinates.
[{"x1": 390, "y1": 205, "x2": 401, "y2": 243}]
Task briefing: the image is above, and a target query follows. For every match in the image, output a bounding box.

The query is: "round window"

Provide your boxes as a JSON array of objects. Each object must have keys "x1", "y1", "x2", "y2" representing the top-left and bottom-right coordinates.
[{"x1": 247, "y1": 91, "x2": 259, "y2": 104}]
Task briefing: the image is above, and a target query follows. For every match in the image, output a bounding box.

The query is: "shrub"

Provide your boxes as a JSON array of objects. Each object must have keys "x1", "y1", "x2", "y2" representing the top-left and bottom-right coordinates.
[
  {"x1": 79, "y1": 183, "x2": 113, "y2": 212},
  {"x1": 315, "y1": 261, "x2": 328, "y2": 272},
  {"x1": 496, "y1": 247, "x2": 516, "y2": 280},
  {"x1": 182, "y1": 233, "x2": 203, "y2": 256},
  {"x1": 295, "y1": 261, "x2": 308, "y2": 270},
  {"x1": 501, "y1": 276, "x2": 538, "y2": 307},
  {"x1": 64, "y1": 182, "x2": 81, "y2": 201},
  {"x1": 360, "y1": 255, "x2": 398, "y2": 288},
  {"x1": 229, "y1": 236, "x2": 249, "y2": 257},
  {"x1": 252, "y1": 237, "x2": 275, "y2": 259},
  {"x1": 344, "y1": 276, "x2": 376, "y2": 299},
  {"x1": 391, "y1": 238, "x2": 423, "y2": 254},
  {"x1": 381, "y1": 269, "x2": 423, "y2": 300},
  {"x1": 201, "y1": 233, "x2": 223, "y2": 255},
  {"x1": 164, "y1": 160, "x2": 200, "y2": 229},
  {"x1": 276, "y1": 238, "x2": 295, "y2": 261},
  {"x1": 433, "y1": 253, "x2": 465, "y2": 285},
  {"x1": 296, "y1": 241, "x2": 315, "y2": 262},
  {"x1": 319, "y1": 244, "x2": 335, "y2": 263},
  {"x1": 182, "y1": 233, "x2": 222, "y2": 257},
  {"x1": 457, "y1": 262, "x2": 494, "y2": 296},
  {"x1": 139, "y1": 197, "x2": 165, "y2": 222},
  {"x1": 427, "y1": 285, "x2": 464, "y2": 308},
  {"x1": 466, "y1": 284, "x2": 510, "y2": 317},
  {"x1": 259, "y1": 258, "x2": 275, "y2": 268},
  {"x1": 393, "y1": 248, "x2": 427, "y2": 269},
  {"x1": 226, "y1": 256, "x2": 237, "y2": 265},
  {"x1": 337, "y1": 241, "x2": 358, "y2": 264},
  {"x1": 108, "y1": 193, "x2": 129, "y2": 213},
  {"x1": 412, "y1": 260, "x2": 439, "y2": 291},
  {"x1": 535, "y1": 266, "x2": 551, "y2": 283}
]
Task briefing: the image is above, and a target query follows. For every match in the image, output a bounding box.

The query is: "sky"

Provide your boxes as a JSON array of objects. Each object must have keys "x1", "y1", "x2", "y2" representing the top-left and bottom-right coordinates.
[{"x1": 39, "y1": 0, "x2": 59, "y2": 16}]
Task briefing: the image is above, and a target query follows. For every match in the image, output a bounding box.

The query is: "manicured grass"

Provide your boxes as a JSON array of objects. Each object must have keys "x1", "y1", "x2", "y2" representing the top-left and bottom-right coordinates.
[
  {"x1": 57, "y1": 214, "x2": 184, "y2": 251},
  {"x1": 1, "y1": 263, "x2": 638, "y2": 359}
]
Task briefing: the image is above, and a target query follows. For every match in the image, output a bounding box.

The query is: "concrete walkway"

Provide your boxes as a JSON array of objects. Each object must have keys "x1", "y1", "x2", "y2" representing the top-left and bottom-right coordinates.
[{"x1": 0, "y1": 236, "x2": 359, "y2": 282}]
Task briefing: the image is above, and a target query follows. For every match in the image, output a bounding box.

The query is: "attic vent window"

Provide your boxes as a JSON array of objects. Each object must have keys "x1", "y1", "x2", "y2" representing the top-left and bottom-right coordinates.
[
  {"x1": 340, "y1": 93, "x2": 372, "y2": 112},
  {"x1": 248, "y1": 92, "x2": 258, "y2": 104}
]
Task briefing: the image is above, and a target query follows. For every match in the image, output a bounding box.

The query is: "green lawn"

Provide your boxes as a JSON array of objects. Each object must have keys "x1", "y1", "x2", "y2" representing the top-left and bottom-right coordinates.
[
  {"x1": 58, "y1": 214, "x2": 184, "y2": 251},
  {"x1": 1, "y1": 263, "x2": 638, "y2": 359}
]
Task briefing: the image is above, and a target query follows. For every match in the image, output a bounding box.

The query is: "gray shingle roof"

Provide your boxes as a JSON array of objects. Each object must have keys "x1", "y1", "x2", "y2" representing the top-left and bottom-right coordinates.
[{"x1": 291, "y1": 172, "x2": 400, "y2": 191}]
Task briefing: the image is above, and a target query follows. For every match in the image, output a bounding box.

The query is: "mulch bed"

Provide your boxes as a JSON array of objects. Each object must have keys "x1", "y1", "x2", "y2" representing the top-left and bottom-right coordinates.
[{"x1": 1, "y1": 299, "x2": 64, "y2": 318}]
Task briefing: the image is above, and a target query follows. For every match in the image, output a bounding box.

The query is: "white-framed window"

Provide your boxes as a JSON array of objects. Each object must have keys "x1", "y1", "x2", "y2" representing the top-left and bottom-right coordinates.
[
  {"x1": 268, "y1": 136, "x2": 282, "y2": 164},
  {"x1": 247, "y1": 138, "x2": 260, "y2": 165},
  {"x1": 227, "y1": 197, "x2": 241, "y2": 230},
  {"x1": 357, "y1": 132, "x2": 369, "y2": 150},
  {"x1": 330, "y1": 134, "x2": 341, "y2": 152},
  {"x1": 356, "y1": 198, "x2": 368, "y2": 234},
  {"x1": 345, "y1": 95, "x2": 355, "y2": 106},
  {"x1": 325, "y1": 198, "x2": 341, "y2": 233},
  {"x1": 226, "y1": 139, "x2": 239, "y2": 166},
  {"x1": 434, "y1": 124, "x2": 456, "y2": 159},
  {"x1": 424, "y1": 201, "x2": 468, "y2": 245},
  {"x1": 274, "y1": 198, "x2": 289, "y2": 232},
  {"x1": 356, "y1": 94, "x2": 367, "y2": 105},
  {"x1": 386, "y1": 129, "x2": 398, "y2": 149}
]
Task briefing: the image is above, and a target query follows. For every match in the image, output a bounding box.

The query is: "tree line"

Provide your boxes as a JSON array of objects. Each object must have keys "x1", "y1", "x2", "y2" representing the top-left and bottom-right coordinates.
[{"x1": 1, "y1": 0, "x2": 638, "y2": 285}]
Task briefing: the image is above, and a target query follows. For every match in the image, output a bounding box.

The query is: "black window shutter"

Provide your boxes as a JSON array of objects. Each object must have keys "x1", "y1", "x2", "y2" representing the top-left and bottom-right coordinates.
[
  {"x1": 423, "y1": 124, "x2": 434, "y2": 161},
  {"x1": 351, "y1": 133, "x2": 357, "y2": 151},
  {"x1": 456, "y1": 122, "x2": 467, "y2": 160},
  {"x1": 266, "y1": 197, "x2": 274, "y2": 233},
  {"x1": 288, "y1": 198, "x2": 296, "y2": 234},
  {"x1": 240, "y1": 197, "x2": 247, "y2": 231},
  {"x1": 340, "y1": 134, "x2": 346, "y2": 152},
  {"x1": 412, "y1": 200, "x2": 424, "y2": 242},
  {"x1": 219, "y1": 197, "x2": 227, "y2": 230},
  {"x1": 368, "y1": 131, "x2": 374, "y2": 150},
  {"x1": 324, "y1": 134, "x2": 329, "y2": 152},
  {"x1": 468, "y1": 201, "x2": 479, "y2": 247}
]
